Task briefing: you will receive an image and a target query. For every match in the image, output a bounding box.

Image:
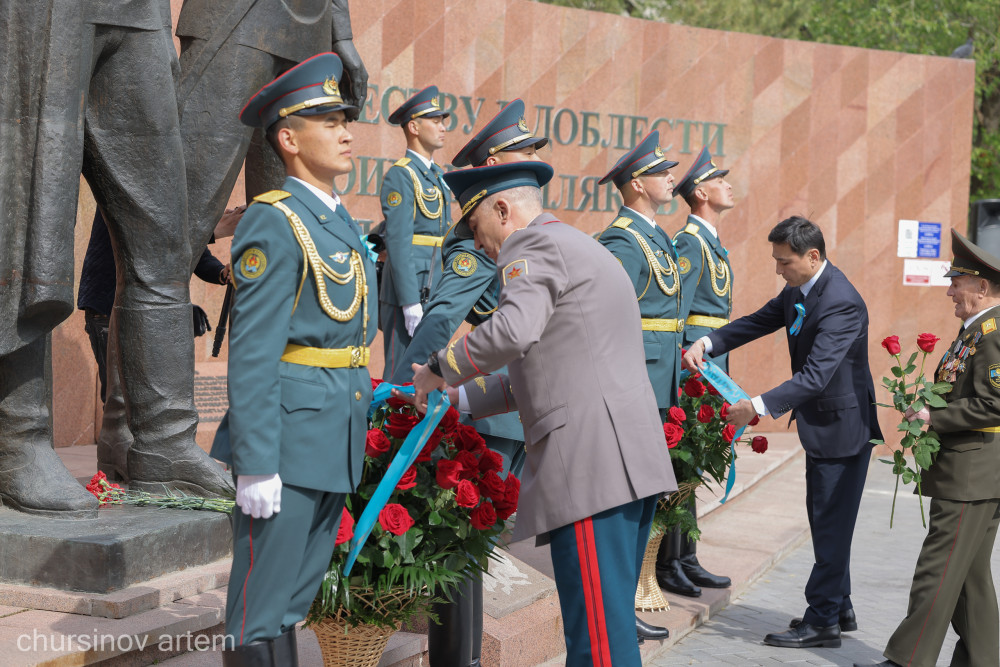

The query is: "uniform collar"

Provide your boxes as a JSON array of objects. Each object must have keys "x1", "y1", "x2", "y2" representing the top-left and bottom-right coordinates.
[
  {"x1": 622, "y1": 205, "x2": 655, "y2": 230},
  {"x1": 690, "y1": 214, "x2": 718, "y2": 239},
  {"x1": 290, "y1": 176, "x2": 341, "y2": 213},
  {"x1": 964, "y1": 305, "x2": 1000, "y2": 331},
  {"x1": 406, "y1": 149, "x2": 435, "y2": 171}
]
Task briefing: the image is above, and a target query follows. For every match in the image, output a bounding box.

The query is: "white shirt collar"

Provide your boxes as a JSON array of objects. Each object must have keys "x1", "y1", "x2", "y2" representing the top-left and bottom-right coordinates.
[
  {"x1": 964, "y1": 307, "x2": 997, "y2": 330},
  {"x1": 800, "y1": 260, "x2": 828, "y2": 298},
  {"x1": 406, "y1": 149, "x2": 435, "y2": 170},
  {"x1": 623, "y1": 206, "x2": 655, "y2": 229},
  {"x1": 690, "y1": 214, "x2": 718, "y2": 239},
  {"x1": 290, "y1": 177, "x2": 341, "y2": 213}
]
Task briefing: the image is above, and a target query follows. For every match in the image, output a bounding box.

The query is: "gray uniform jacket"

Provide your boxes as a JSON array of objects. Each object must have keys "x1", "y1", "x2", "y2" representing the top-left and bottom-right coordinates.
[{"x1": 435, "y1": 213, "x2": 677, "y2": 542}]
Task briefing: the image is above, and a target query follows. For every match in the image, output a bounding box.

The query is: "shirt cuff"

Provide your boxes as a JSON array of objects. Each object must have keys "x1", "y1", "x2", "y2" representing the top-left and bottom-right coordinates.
[
  {"x1": 699, "y1": 335, "x2": 714, "y2": 355},
  {"x1": 750, "y1": 395, "x2": 769, "y2": 417},
  {"x1": 457, "y1": 386, "x2": 471, "y2": 413}
]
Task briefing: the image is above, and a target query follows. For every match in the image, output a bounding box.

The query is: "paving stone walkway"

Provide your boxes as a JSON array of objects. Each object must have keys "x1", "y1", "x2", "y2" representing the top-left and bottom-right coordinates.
[{"x1": 648, "y1": 464, "x2": 1000, "y2": 666}]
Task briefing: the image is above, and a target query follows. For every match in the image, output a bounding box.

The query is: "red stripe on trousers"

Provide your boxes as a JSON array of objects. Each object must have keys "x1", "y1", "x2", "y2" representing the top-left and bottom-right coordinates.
[
  {"x1": 575, "y1": 518, "x2": 612, "y2": 667},
  {"x1": 240, "y1": 516, "x2": 255, "y2": 644},
  {"x1": 907, "y1": 503, "x2": 966, "y2": 666}
]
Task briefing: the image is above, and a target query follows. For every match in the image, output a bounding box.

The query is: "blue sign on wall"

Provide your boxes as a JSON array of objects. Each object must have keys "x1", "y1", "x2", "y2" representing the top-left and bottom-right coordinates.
[{"x1": 917, "y1": 222, "x2": 941, "y2": 258}]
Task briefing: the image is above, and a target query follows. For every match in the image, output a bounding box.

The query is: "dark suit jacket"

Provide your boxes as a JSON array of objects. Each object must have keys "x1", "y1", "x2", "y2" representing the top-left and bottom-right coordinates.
[{"x1": 708, "y1": 263, "x2": 882, "y2": 458}]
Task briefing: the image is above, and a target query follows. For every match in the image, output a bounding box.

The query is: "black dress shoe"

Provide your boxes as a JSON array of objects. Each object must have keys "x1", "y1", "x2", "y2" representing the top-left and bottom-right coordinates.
[
  {"x1": 679, "y1": 554, "x2": 731, "y2": 588},
  {"x1": 656, "y1": 559, "x2": 702, "y2": 597},
  {"x1": 635, "y1": 615, "x2": 669, "y2": 640},
  {"x1": 853, "y1": 661, "x2": 901, "y2": 667},
  {"x1": 790, "y1": 607, "x2": 857, "y2": 632},
  {"x1": 763, "y1": 622, "x2": 841, "y2": 648}
]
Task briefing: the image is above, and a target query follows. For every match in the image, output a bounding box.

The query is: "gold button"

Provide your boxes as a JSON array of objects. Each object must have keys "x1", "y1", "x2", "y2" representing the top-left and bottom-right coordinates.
[{"x1": 355, "y1": 391, "x2": 362, "y2": 401}]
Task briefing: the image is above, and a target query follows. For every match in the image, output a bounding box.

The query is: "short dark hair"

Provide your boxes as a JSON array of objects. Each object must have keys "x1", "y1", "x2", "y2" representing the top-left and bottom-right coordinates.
[
  {"x1": 264, "y1": 115, "x2": 304, "y2": 159},
  {"x1": 768, "y1": 216, "x2": 826, "y2": 259}
]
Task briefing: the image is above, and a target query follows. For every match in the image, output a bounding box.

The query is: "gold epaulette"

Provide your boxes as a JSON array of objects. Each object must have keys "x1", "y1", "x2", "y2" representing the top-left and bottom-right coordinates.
[
  {"x1": 611, "y1": 216, "x2": 633, "y2": 229},
  {"x1": 682, "y1": 222, "x2": 700, "y2": 235},
  {"x1": 253, "y1": 190, "x2": 292, "y2": 204},
  {"x1": 394, "y1": 157, "x2": 411, "y2": 167}
]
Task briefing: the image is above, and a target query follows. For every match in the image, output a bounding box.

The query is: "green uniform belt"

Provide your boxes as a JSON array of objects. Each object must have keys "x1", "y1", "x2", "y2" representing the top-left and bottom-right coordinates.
[
  {"x1": 281, "y1": 344, "x2": 370, "y2": 368},
  {"x1": 641, "y1": 318, "x2": 684, "y2": 332},
  {"x1": 686, "y1": 314, "x2": 729, "y2": 329}
]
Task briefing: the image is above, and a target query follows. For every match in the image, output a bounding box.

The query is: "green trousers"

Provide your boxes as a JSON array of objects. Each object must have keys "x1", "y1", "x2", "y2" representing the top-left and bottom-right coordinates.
[{"x1": 885, "y1": 496, "x2": 1000, "y2": 667}]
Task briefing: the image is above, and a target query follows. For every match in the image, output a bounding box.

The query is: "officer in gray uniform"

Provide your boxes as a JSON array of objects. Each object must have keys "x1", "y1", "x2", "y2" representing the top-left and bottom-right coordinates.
[
  {"x1": 210, "y1": 53, "x2": 377, "y2": 666},
  {"x1": 379, "y1": 86, "x2": 453, "y2": 376}
]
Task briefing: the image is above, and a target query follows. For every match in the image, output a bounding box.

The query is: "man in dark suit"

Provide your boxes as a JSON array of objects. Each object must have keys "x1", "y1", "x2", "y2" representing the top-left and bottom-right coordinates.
[
  {"x1": 684, "y1": 216, "x2": 882, "y2": 649},
  {"x1": 860, "y1": 231, "x2": 1000, "y2": 667}
]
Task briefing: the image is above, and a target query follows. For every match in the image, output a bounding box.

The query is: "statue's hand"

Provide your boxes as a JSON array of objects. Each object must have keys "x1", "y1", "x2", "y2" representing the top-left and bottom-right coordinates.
[{"x1": 332, "y1": 39, "x2": 368, "y2": 121}]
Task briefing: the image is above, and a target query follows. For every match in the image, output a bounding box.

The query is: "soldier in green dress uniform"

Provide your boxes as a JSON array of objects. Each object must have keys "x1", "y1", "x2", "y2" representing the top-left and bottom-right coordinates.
[
  {"x1": 379, "y1": 86, "x2": 453, "y2": 376},
  {"x1": 863, "y1": 231, "x2": 1000, "y2": 667},
  {"x1": 210, "y1": 53, "x2": 378, "y2": 666},
  {"x1": 596, "y1": 130, "x2": 682, "y2": 643},
  {"x1": 659, "y1": 146, "x2": 735, "y2": 598},
  {"x1": 390, "y1": 98, "x2": 547, "y2": 667}
]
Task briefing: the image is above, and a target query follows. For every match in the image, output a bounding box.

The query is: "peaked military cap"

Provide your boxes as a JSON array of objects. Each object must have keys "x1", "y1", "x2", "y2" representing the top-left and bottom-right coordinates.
[
  {"x1": 442, "y1": 162, "x2": 554, "y2": 239},
  {"x1": 945, "y1": 229, "x2": 1000, "y2": 284},
  {"x1": 239, "y1": 53, "x2": 355, "y2": 129},
  {"x1": 673, "y1": 146, "x2": 729, "y2": 198},
  {"x1": 598, "y1": 131, "x2": 678, "y2": 187},
  {"x1": 451, "y1": 99, "x2": 549, "y2": 168},
  {"x1": 387, "y1": 85, "x2": 450, "y2": 125}
]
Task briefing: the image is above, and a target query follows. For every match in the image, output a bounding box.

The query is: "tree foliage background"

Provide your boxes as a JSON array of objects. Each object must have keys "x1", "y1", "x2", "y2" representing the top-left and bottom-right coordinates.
[{"x1": 538, "y1": 0, "x2": 999, "y2": 204}]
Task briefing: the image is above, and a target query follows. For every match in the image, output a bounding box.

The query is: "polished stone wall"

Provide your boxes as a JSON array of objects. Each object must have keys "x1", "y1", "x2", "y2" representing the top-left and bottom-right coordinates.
[{"x1": 54, "y1": 0, "x2": 976, "y2": 448}]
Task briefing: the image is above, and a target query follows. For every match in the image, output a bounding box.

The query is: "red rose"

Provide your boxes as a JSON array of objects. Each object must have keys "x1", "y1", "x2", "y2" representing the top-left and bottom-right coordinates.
[
  {"x1": 386, "y1": 396, "x2": 409, "y2": 410},
  {"x1": 455, "y1": 423, "x2": 486, "y2": 452},
  {"x1": 663, "y1": 423, "x2": 684, "y2": 449},
  {"x1": 706, "y1": 383, "x2": 720, "y2": 396},
  {"x1": 683, "y1": 378, "x2": 706, "y2": 398},
  {"x1": 722, "y1": 424, "x2": 736, "y2": 442},
  {"x1": 697, "y1": 404, "x2": 715, "y2": 423},
  {"x1": 377, "y1": 503, "x2": 414, "y2": 536},
  {"x1": 916, "y1": 333, "x2": 940, "y2": 353},
  {"x1": 386, "y1": 412, "x2": 420, "y2": 438},
  {"x1": 720, "y1": 403, "x2": 730, "y2": 421},
  {"x1": 415, "y1": 428, "x2": 443, "y2": 463},
  {"x1": 478, "y1": 449, "x2": 504, "y2": 474},
  {"x1": 435, "y1": 459, "x2": 464, "y2": 489},
  {"x1": 370, "y1": 377, "x2": 384, "y2": 392},
  {"x1": 749, "y1": 415, "x2": 760, "y2": 426},
  {"x1": 335, "y1": 507, "x2": 354, "y2": 545},
  {"x1": 365, "y1": 429, "x2": 392, "y2": 458},
  {"x1": 495, "y1": 474, "x2": 520, "y2": 520},
  {"x1": 455, "y1": 479, "x2": 481, "y2": 508},
  {"x1": 881, "y1": 335, "x2": 901, "y2": 356},
  {"x1": 667, "y1": 406, "x2": 686, "y2": 425},
  {"x1": 751, "y1": 436, "x2": 768, "y2": 453},
  {"x1": 396, "y1": 467, "x2": 417, "y2": 491},
  {"x1": 438, "y1": 407, "x2": 460, "y2": 435},
  {"x1": 470, "y1": 502, "x2": 497, "y2": 530},
  {"x1": 479, "y1": 470, "x2": 507, "y2": 501},
  {"x1": 455, "y1": 451, "x2": 481, "y2": 479}
]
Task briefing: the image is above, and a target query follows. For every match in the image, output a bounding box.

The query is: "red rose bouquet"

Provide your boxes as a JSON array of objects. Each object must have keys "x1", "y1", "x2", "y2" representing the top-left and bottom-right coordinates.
[
  {"x1": 874, "y1": 333, "x2": 950, "y2": 527},
  {"x1": 308, "y1": 381, "x2": 519, "y2": 630},
  {"x1": 658, "y1": 373, "x2": 767, "y2": 538}
]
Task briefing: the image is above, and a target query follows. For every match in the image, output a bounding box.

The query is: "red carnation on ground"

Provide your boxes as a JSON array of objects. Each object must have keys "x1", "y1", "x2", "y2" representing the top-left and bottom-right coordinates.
[
  {"x1": 478, "y1": 470, "x2": 507, "y2": 501},
  {"x1": 470, "y1": 502, "x2": 497, "y2": 530},
  {"x1": 435, "y1": 459, "x2": 464, "y2": 489},
  {"x1": 396, "y1": 467, "x2": 417, "y2": 491},
  {"x1": 478, "y1": 449, "x2": 504, "y2": 474},
  {"x1": 663, "y1": 423, "x2": 684, "y2": 449},
  {"x1": 881, "y1": 335, "x2": 901, "y2": 356},
  {"x1": 684, "y1": 377, "x2": 706, "y2": 398},
  {"x1": 751, "y1": 436, "x2": 768, "y2": 454},
  {"x1": 455, "y1": 480, "x2": 481, "y2": 508},
  {"x1": 455, "y1": 451, "x2": 481, "y2": 479},
  {"x1": 378, "y1": 503, "x2": 414, "y2": 535},
  {"x1": 916, "y1": 333, "x2": 940, "y2": 353},
  {"x1": 667, "y1": 406, "x2": 686, "y2": 425},
  {"x1": 365, "y1": 429, "x2": 392, "y2": 458},
  {"x1": 722, "y1": 424, "x2": 736, "y2": 442},
  {"x1": 697, "y1": 404, "x2": 715, "y2": 423},
  {"x1": 335, "y1": 507, "x2": 354, "y2": 545}
]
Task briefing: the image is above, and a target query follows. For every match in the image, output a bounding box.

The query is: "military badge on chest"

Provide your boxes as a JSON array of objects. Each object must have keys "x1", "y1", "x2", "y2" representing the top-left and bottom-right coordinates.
[{"x1": 937, "y1": 328, "x2": 984, "y2": 383}]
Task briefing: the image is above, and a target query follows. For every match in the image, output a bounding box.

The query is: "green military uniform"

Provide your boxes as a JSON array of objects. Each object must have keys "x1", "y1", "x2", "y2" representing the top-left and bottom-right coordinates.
[
  {"x1": 598, "y1": 207, "x2": 683, "y2": 416},
  {"x1": 881, "y1": 234, "x2": 1000, "y2": 667},
  {"x1": 674, "y1": 215, "x2": 732, "y2": 372}
]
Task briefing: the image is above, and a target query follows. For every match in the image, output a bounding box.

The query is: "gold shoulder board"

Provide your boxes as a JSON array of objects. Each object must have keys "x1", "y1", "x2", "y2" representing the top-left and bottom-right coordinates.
[
  {"x1": 253, "y1": 190, "x2": 292, "y2": 204},
  {"x1": 611, "y1": 216, "x2": 633, "y2": 229},
  {"x1": 394, "y1": 157, "x2": 412, "y2": 167},
  {"x1": 682, "y1": 222, "x2": 700, "y2": 235}
]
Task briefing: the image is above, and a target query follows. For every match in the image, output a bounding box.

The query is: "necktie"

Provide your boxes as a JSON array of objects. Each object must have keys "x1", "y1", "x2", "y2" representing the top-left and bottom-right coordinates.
[{"x1": 789, "y1": 290, "x2": 806, "y2": 336}]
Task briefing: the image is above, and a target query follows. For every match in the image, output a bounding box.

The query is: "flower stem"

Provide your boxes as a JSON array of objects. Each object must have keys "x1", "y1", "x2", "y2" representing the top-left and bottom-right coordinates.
[
  {"x1": 890, "y1": 472, "x2": 899, "y2": 529},
  {"x1": 916, "y1": 474, "x2": 926, "y2": 528}
]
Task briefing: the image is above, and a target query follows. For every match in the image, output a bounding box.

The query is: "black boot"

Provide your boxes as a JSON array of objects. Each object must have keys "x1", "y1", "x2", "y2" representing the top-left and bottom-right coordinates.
[
  {"x1": 470, "y1": 577, "x2": 483, "y2": 667},
  {"x1": 428, "y1": 576, "x2": 476, "y2": 667},
  {"x1": 655, "y1": 526, "x2": 701, "y2": 597},
  {"x1": 678, "y1": 510, "x2": 730, "y2": 588},
  {"x1": 222, "y1": 629, "x2": 297, "y2": 667}
]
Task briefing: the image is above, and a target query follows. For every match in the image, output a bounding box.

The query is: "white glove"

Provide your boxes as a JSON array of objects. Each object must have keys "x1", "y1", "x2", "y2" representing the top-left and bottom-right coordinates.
[
  {"x1": 403, "y1": 303, "x2": 423, "y2": 337},
  {"x1": 236, "y1": 473, "x2": 282, "y2": 519}
]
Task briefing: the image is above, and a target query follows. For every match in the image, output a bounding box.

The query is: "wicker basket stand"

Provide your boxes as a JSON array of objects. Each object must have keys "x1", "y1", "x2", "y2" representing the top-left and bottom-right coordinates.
[{"x1": 634, "y1": 527, "x2": 670, "y2": 612}]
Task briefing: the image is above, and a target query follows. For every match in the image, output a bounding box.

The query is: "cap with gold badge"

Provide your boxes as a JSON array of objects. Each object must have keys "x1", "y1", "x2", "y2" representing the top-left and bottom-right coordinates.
[
  {"x1": 387, "y1": 85, "x2": 451, "y2": 125},
  {"x1": 451, "y1": 99, "x2": 549, "y2": 168},
  {"x1": 442, "y1": 161, "x2": 554, "y2": 239},
  {"x1": 598, "y1": 130, "x2": 678, "y2": 188},
  {"x1": 673, "y1": 146, "x2": 729, "y2": 199},
  {"x1": 945, "y1": 229, "x2": 1000, "y2": 284},
  {"x1": 239, "y1": 52, "x2": 356, "y2": 129}
]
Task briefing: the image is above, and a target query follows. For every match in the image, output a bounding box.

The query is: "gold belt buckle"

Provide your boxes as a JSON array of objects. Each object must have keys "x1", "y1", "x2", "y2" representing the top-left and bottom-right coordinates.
[
  {"x1": 349, "y1": 347, "x2": 362, "y2": 368},
  {"x1": 676, "y1": 321, "x2": 684, "y2": 333}
]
